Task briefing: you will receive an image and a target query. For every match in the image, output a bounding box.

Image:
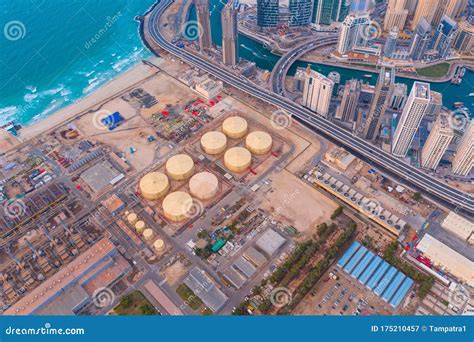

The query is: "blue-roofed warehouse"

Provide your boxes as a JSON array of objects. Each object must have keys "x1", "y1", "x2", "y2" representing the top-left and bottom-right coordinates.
[{"x1": 336, "y1": 241, "x2": 414, "y2": 309}]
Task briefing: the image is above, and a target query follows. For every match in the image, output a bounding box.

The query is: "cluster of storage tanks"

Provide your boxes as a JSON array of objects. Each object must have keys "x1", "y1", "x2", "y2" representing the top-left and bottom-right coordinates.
[
  {"x1": 139, "y1": 154, "x2": 220, "y2": 222},
  {"x1": 126, "y1": 212, "x2": 166, "y2": 253},
  {"x1": 201, "y1": 116, "x2": 273, "y2": 173}
]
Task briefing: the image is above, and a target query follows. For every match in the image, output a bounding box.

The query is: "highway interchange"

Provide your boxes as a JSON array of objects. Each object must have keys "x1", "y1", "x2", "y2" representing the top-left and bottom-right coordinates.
[{"x1": 147, "y1": 0, "x2": 473, "y2": 218}]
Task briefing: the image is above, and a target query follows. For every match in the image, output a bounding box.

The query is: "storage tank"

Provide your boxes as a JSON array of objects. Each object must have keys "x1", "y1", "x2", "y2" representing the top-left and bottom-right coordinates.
[
  {"x1": 201, "y1": 131, "x2": 227, "y2": 155},
  {"x1": 143, "y1": 228, "x2": 154, "y2": 241},
  {"x1": 153, "y1": 239, "x2": 166, "y2": 253},
  {"x1": 135, "y1": 221, "x2": 146, "y2": 234},
  {"x1": 222, "y1": 116, "x2": 248, "y2": 139},
  {"x1": 246, "y1": 131, "x2": 272, "y2": 155},
  {"x1": 166, "y1": 154, "x2": 195, "y2": 181},
  {"x1": 139, "y1": 172, "x2": 170, "y2": 200},
  {"x1": 224, "y1": 147, "x2": 252, "y2": 172},
  {"x1": 189, "y1": 172, "x2": 219, "y2": 201},
  {"x1": 162, "y1": 191, "x2": 193, "y2": 222},
  {"x1": 127, "y1": 213, "x2": 138, "y2": 225}
]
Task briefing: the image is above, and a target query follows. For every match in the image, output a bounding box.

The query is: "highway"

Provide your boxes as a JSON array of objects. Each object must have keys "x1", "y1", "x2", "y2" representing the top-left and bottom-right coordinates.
[
  {"x1": 146, "y1": 0, "x2": 474, "y2": 217},
  {"x1": 270, "y1": 36, "x2": 338, "y2": 95}
]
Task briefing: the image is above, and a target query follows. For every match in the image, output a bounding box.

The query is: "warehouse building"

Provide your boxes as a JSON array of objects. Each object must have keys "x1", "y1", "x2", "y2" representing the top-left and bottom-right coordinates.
[
  {"x1": 337, "y1": 241, "x2": 414, "y2": 308},
  {"x1": 416, "y1": 234, "x2": 474, "y2": 286},
  {"x1": 441, "y1": 211, "x2": 474, "y2": 243}
]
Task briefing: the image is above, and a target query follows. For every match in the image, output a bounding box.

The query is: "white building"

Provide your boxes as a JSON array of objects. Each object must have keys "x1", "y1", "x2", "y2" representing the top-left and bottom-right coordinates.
[
  {"x1": 421, "y1": 112, "x2": 454, "y2": 170},
  {"x1": 302, "y1": 68, "x2": 334, "y2": 117},
  {"x1": 384, "y1": 0, "x2": 408, "y2": 31},
  {"x1": 194, "y1": 77, "x2": 224, "y2": 100},
  {"x1": 336, "y1": 13, "x2": 370, "y2": 55},
  {"x1": 452, "y1": 120, "x2": 474, "y2": 176},
  {"x1": 391, "y1": 82, "x2": 430, "y2": 157},
  {"x1": 442, "y1": 211, "x2": 474, "y2": 242},
  {"x1": 417, "y1": 234, "x2": 474, "y2": 286}
]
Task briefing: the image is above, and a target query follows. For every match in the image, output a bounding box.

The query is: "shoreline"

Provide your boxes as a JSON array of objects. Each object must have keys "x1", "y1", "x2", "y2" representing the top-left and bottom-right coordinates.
[{"x1": 5, "y1": 59, "x2": 161, "y2": 153}]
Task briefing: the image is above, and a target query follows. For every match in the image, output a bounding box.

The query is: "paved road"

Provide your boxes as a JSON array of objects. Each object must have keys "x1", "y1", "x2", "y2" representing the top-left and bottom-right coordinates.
[{"x1": 145, "y1": 0, "x2": 474, "y2": 218}]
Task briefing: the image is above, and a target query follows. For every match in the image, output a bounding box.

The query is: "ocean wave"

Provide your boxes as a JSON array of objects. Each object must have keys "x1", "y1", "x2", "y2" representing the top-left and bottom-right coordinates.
[
  {"x1": 25, "y1": 85, "x2": 37, "y2": 93},
  {"x1": 0, "y1": 106, "x2": 17, "y2": 116},
  {"x1": 24, "y1": 93, "x2": 39, "y2": 102}
]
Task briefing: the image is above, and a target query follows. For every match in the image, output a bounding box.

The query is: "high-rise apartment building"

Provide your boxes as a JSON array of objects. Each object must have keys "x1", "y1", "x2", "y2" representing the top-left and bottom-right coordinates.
[
  {"x1": 336, "y1": 13, "x2": 370, "y2": 54},
  {"x1": 421, "y1": 113, "x2": 454, "y2": 170},
  {"x1": 221, "y1": 0, "x2": 239, "y2": 66},
  {"x1": 195, "y1": 0, "x2": 213, "y2": 51},
  {"x1": 302, "y1": 68, "x2": 335, "y2": 117},
  {"x1": 257, "y1": 0, "x2": 280, "y2": 28},
  {"x1": 392, "y1": 82, "x2": 431, "y2": 157},
  {"x1": 289, "y1": 0, "x2": 313, "y2": 27},
  {"x1": 454, "y1": 20, "x2": 474, "y2": 53},
  {"x1": 411, "y1": 0, "x2": 437, "y2": 30},
  {"x1": 431, "y1": 15, "x2": 458, "y2": 58},
  {"x1": 384, "y1": 27, "x2": 399, "y2": 57},
  {"x1": 336, "y1": 79, "x2": 361, "y2": 123},
  {"x1": 384, "y1": 0, "x2": 408, "y2": 31},
  {"x1": 409, "y1": 17, "x2": 432, "y2": 60},
  {"x1": 363, "y1": 67, "x2": 395, "y2": 141},
  {"x1": 312, "y1": 0, "x2": 350, "y2": 25},
  {"x1": 389, "y1": 83, "x2": 407, "y2": 110},
  {"x1": 452, "y1": 120, "x2": 474, "y2": 176},
  {"x1": 446, "y1": 0, "x2": 469, "y2": 19}
]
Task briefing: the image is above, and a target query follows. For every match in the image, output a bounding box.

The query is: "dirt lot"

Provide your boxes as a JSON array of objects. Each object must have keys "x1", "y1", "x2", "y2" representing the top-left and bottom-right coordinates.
[
  {"x1": 161, "y1": 260, "x2": 190, "y2": 286},
  {"x1": 293, "y1": 266, "x2": 405, "y2": 316},
  {"x1": 260, "y1": 170, "x2": 338, "y2": 239}
]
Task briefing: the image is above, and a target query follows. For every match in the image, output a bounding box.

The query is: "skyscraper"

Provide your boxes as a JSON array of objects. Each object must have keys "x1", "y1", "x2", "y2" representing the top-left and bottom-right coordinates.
[
  {"x1": 336, "y1": 13, "x2": 370, "y2": 54},
  {"x1": 312, "y1": 0, "x2": 350, "y2": 25},
  {"x1": 257, "y1": 0, "x2": 280, "y2": 28},
  {"x1": 389, "y1": 83, "x2": 407, "y2": 110},
  {"x1": 221, "y1": 0, "x2": 239, "y2": 66},
  {"x1": 302, "y1": 68, "x2": 334, "y2": 118},
  {"x1": 446, "y1": 0, "x2": 469, "y2": 19},
  {"x1": 408, "y1": 17, "x2": 432, "y2": 61},
  {"x1": 363, "y1": 67, "x2": 395, "y2": 141},
  {"x1": 431, "y1": 15, "x2": 458, "y2": 58},
  {"x1": 195, "y1": 0, "x2": 213, "y2": 51},
  {"x1": 289, "y1": 0, "x2": 313, "y2": 27},
  {"x1": 432, "y1": 0, "x2": 451, "y2": 27},
  {"x1": 336, "y1": 79, "x2": 361, "y2": 123},
  {"x1": 350, "y1": 0, "x2": 372, "y2": 13},
  {"x1": 452, "y1": 120, "x2": 474, "y2": 176},
  {"x1": 411, "y1": 0, "x2": 437, "y2": 30},
  {"x1": 384, "y1": 0, "x2": 408, "y2": 31},
  {"x1": 421, "y1": 112, "x2": 454, "y2": 170},
  {"x1": 383, "y1": 27, "x2": 399, "y2": 57},
  {"x1": 454, "y1": 20, "x2": 474, "y2": 54},
  {"x1": 392, "y1": 82, "x2": 431, "y2": 157}
]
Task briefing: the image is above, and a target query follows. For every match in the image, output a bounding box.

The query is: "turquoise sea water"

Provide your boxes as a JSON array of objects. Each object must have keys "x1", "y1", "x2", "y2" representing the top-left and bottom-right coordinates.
[
  {"x1": 1, "y1": 0, "x2": 472, "y2": 127},
  {"x1": 0, "y1": 0, "x2": 155, "y2": 126}
]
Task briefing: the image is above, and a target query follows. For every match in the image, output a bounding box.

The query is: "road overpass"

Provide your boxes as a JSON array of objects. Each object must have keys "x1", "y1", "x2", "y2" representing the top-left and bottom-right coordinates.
[
  {"x1": 270, "y1": 36, "x2": 338, "y2": 96},
  {"x1": 144, "y1": 0, "x2": 474, "y2": 218}
]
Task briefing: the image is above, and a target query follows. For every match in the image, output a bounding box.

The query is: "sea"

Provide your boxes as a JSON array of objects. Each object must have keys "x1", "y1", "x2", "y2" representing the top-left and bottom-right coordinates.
[{"x1": 1, "y1": 0, "x2": 472, "y2": 127}]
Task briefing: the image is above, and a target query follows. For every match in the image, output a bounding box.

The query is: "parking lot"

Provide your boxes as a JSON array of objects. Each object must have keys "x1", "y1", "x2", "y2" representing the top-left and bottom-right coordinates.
[{"x1": 294, "y1": 266, "x2": 402, "y2": 315}]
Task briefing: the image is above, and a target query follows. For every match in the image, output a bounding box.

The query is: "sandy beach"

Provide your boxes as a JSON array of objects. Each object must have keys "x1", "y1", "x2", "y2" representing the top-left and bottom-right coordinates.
[{"x1": 17, "y1": 57, "x2": 162, "y2": 143}]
